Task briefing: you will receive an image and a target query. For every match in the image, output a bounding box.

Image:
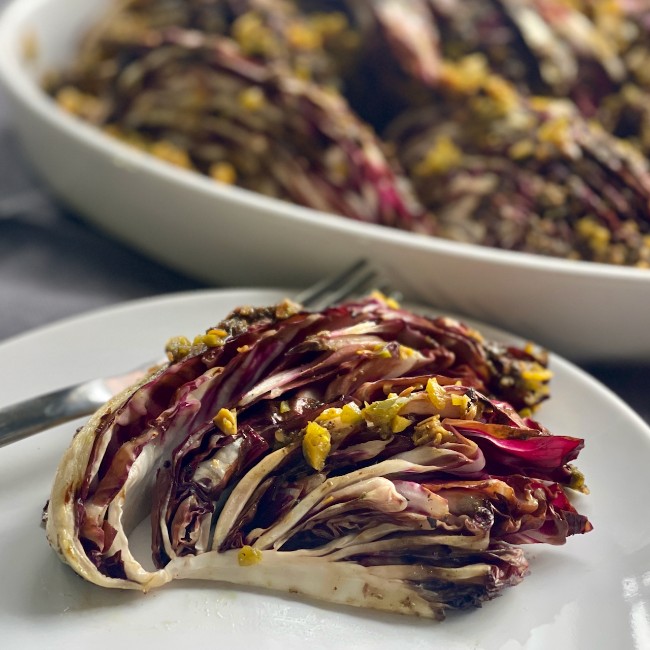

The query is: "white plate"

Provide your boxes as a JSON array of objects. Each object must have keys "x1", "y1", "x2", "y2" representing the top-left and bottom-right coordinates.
[
  {"x1": 0, "y1": 0, "x2": 649, "y2": 364},
  {"x1": 0, "y1": 288, "x2": 649, "y2": 650}
]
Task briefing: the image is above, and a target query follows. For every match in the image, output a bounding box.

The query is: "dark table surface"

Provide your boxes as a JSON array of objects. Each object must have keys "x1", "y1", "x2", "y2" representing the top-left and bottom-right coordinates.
[{"x1": 0, "y1": 55, "x2": 648, "y2": 428}]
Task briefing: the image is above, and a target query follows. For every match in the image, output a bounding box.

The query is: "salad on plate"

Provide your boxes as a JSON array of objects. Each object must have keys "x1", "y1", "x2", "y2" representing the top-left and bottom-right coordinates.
[{"x1": 45, "y1": 295, "x2": 592, "y2": 620}]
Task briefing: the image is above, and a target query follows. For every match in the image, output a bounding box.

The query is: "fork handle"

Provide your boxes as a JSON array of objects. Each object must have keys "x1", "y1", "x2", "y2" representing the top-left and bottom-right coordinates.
[{"x1": 0, "y1": 385, "x2": 100, "y2": 447}]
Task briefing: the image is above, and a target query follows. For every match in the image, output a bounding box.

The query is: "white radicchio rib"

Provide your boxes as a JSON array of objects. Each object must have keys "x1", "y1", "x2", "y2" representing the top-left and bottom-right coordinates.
[{"x1": 46, "y1": 297, "x2": 591, "y2": 620}]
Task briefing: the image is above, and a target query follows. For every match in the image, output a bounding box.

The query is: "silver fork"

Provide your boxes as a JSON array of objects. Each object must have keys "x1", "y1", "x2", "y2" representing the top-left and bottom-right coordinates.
[{"x1": 0, "y1": 260, "x2": 379, "y2": 447}]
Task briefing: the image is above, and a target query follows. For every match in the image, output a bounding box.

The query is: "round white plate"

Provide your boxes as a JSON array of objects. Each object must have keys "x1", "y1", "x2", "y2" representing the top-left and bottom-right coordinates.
[
  {"x1": 1, "y1": 0, "x2": 650, "y2": 362},
  {"x1": 0, "y1": 288, "x2": 648, "y2": 650}
]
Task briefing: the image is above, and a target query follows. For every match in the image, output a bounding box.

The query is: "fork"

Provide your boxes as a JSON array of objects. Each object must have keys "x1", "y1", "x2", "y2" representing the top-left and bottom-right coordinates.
[{"x1": 0, "y1": 260, "x2": 379, "y2": 447}]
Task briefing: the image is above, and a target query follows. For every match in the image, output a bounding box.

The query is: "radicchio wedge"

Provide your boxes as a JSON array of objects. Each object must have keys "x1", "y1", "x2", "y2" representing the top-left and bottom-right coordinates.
[{"x1": 46, "y1": 296, "x2": 591, "y2": 620}]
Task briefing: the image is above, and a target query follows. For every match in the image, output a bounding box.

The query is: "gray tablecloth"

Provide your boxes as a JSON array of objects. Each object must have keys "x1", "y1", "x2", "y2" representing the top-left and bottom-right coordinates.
[{"x1": 0, "y1": 47, "x2": 648, "y2": 426}]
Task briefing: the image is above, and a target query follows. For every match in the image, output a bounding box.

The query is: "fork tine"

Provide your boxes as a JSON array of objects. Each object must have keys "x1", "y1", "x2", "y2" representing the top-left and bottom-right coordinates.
[
  {"x1": 294, "y1": 259, "x2": 377, "y2": 310},
  {"x1": 306, "y1": 269, "x2": 377, "y2": 311}
]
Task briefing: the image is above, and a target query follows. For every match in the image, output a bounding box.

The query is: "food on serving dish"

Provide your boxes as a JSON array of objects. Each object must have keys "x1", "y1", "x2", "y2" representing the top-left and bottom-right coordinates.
[
  {"x1": 45, "y1": 296, "x2": 591, "y2": 620},
  {"x1": 45, "y1": 0, "x2": 650, "y2": 267},
  {"x1": 46, "y1": 0, "x2": 429, "y2": 231},
  {"x1": 389, "y1": 83, "x2": 650, "y2": 265}
]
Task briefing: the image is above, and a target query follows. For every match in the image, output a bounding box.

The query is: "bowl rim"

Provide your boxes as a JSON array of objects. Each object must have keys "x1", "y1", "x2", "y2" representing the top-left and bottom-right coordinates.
[{"x1": 1, "y1": 0, "x2": 649, "y2": 286}]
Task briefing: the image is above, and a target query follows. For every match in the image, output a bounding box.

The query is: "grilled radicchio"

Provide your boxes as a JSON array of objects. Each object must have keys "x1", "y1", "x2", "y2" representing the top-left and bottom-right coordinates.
[
  {"x1": 46, "y1": 0, "x2": 650, "y2": 266},
  {"x1": 46, "y1": 297, "x2": 591, "y2": 620}
]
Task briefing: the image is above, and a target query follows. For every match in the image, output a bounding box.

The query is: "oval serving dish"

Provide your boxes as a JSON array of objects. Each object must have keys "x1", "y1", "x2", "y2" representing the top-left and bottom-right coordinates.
[{"x1": 0, "y1": 0, "x2": 649, "y2": 361}]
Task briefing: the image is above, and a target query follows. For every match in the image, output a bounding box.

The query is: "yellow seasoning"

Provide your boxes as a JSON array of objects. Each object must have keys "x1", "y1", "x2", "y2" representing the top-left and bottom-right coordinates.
[
  {"x1": 426, "y1": 377, "x2": 447, "y2": 410},
  {"x1": 286, "y1": 22, "x2": 322, "y2": 50},
  {"x1": 391, "y1": 414, "x2": 411, "y2": 433},
  {"x1": 413, "y1": 135, "x2": 462, "y2": 176},
  {"x1": 202, "y1": 328, "x2": 228, "y2": 347},
  {"x1": 213, "y1": 408, "x2": 237, "y2": 436},
  {"x1": 303, "y1": 421, "x2": 331, "y2": 471},
  {"x1": 149, "y1": 140, "x2": 192, "y2": 169},
  {"x1": 399, "y1": 345, "x2": 417, "y2": 359},
  {"x1": 451, "y1": 394, "x2": 469, "y2": 407},
  {"x1": 209, "y1": 161, "x2": 237, "y2": 185},
  {"x1": 165, "y1": 335, "x2": 191, "y2": 362},
  {"x1": 203, "y1": 334, "x2": 224, "y2": 347},
  {"x1": 238, "y1": 545, "x2": 262, "y2": 566},
  {"x1": 238, "y1": 87, "x2": 266, "y2": 112},
  {"x1": 451, "y1": 393, "x2": 470, "y2": 411},
  {"x1": 316, "y1": 407, "x2": 341, "y2": 422},
  {"x1": 341, "y1": 402, "x2": 363, "y2": 425}
]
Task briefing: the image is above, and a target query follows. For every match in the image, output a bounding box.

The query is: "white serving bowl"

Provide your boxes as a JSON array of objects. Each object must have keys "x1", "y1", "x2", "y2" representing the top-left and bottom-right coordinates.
[{"x1": 1, "y1": 0, "x2": 648, "y2": 362}]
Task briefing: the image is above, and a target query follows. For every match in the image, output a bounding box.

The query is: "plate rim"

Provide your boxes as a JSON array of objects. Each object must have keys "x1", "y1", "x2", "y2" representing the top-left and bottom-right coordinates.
[{"x1": 1, "y1": 286, "x2": 649, "y2": 650}]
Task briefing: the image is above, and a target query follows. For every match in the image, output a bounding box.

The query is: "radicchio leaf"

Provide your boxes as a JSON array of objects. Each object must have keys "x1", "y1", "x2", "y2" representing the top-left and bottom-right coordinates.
[{"x1": 46, "y1": 297, "x2": 591, "y2": 619}]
